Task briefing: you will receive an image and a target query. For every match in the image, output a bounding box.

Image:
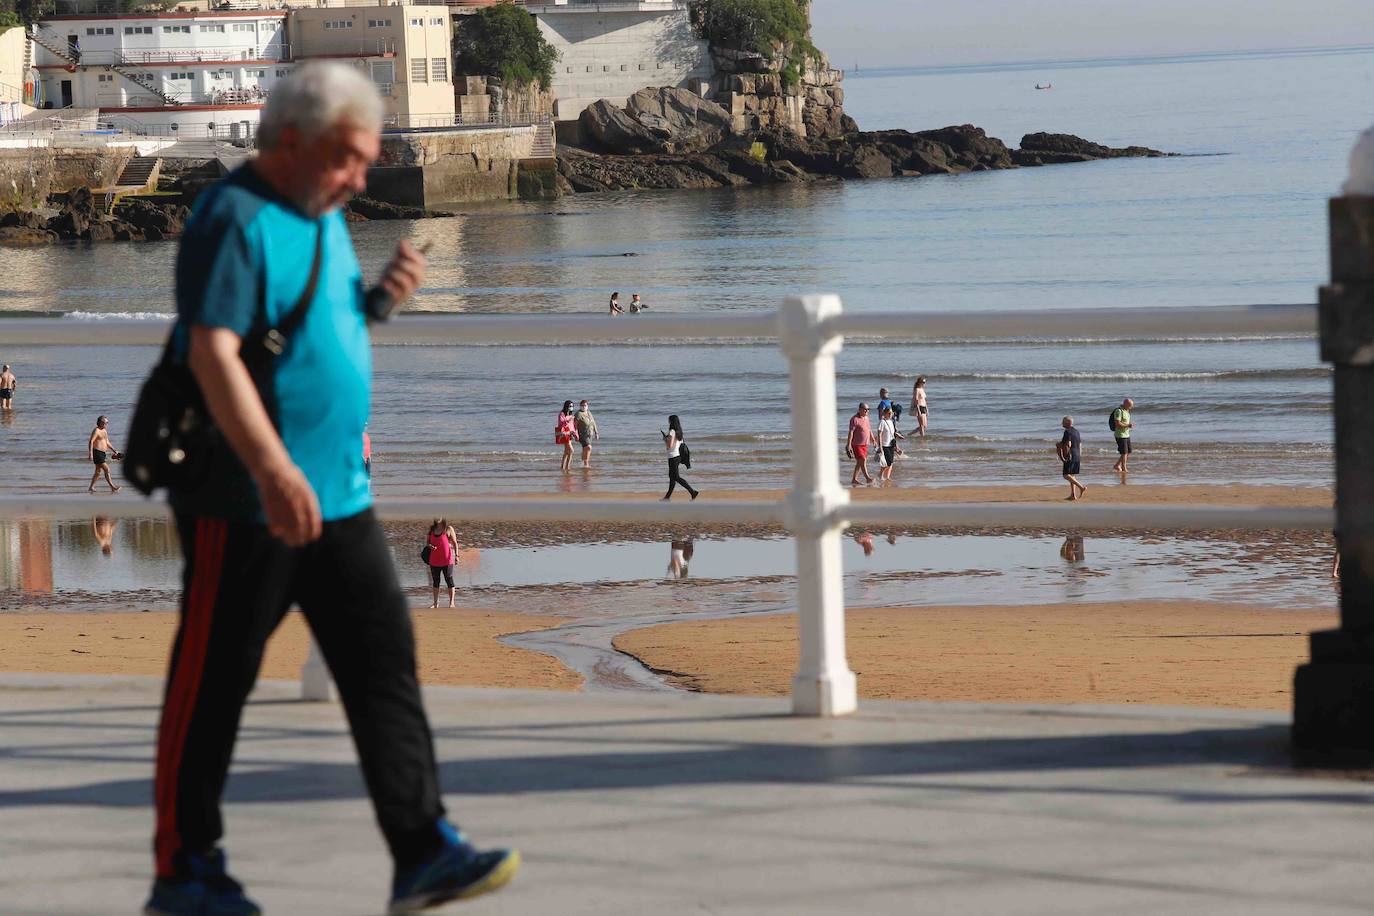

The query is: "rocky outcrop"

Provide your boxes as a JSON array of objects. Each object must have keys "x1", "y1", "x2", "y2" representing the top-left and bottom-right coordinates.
[
  {"x1": 580, "y1": 88, "x2": 733, "y2": 156},
  {"x1": 625, "y1": 87, "x2": 733, "y2": 153},
  {"x1": 1014, "y1": 132, "x2": 1167, "y2": 165},
  {"x1": 557, "y1": 123, "x2": 1171, "y2": 194},
  {"x1": 0, "y1": 188, "x2": 192, "y2": 245},
  {"x1": 346, "y1": 197, "x2": 454, "y2": 221}
]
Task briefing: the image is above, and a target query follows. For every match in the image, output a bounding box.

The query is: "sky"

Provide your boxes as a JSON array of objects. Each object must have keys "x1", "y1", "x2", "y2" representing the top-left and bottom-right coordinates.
[{"x1": 810, "y1": 0, "x2": 1374, "y2": 69}]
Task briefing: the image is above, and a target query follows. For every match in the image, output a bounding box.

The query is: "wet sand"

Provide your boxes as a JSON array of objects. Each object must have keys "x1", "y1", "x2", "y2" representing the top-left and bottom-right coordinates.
[
  {"x1": 0, "y1": 608, "x2": 583, "y2": 691},
  {"x1": 534, "y1": 483, "x2": 1332, "y2": 507},
  {"x1": 613, "y1": 601, "x2": 1337, "y2": 709}
]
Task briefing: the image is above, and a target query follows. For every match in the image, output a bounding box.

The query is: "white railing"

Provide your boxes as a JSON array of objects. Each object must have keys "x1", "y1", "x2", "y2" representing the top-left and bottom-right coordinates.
[{"x1": 0, "y1": 299, "x2": 1328, "y2": 715}]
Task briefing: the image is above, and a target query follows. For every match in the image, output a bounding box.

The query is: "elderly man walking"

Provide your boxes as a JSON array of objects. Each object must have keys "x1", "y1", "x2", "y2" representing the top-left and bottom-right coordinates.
[{"x1": 144, "y1": 63, "x2": 516, "y2": 916}]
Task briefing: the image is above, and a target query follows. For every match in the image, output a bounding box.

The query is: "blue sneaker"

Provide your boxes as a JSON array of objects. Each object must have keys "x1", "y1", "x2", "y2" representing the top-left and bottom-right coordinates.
[
  {"x1": 144, "y1": 849, "x2": 261, "y2": 916},
  {"x1": 388, "y1": 823, "x2": 519, "y2": 914}
]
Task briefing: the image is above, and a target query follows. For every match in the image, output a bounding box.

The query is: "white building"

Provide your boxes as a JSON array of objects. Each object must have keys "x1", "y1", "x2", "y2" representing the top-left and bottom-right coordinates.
[
  {"x1": 525, "y1": 0, "x2": 712, "y2": 121},
  {"x1": 30, "y1": 10, "x2": 291, "y2": 137}
]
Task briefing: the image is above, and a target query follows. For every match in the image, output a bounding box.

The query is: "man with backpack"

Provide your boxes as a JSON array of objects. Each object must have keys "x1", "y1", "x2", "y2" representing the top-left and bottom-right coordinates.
[{"x1": 1110, "y1": 398, "x2": 1135, "y2": 473}]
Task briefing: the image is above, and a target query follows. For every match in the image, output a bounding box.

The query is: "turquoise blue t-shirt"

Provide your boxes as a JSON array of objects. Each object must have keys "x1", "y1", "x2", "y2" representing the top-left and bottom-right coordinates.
[{"x1": 171, "y1": 165, "x2": 372, "y2": 523}]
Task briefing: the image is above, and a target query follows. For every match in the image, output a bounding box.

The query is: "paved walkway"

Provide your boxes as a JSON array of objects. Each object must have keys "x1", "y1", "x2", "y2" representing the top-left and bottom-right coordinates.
[{"x1": 2, "y1": 673, "x2": 1373, "y2": 915}]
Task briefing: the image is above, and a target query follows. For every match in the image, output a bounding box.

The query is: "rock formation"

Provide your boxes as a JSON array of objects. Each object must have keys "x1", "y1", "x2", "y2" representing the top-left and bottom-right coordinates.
[{"x1": 558, "y1": 123, "x2": 1168, "y2": 194}]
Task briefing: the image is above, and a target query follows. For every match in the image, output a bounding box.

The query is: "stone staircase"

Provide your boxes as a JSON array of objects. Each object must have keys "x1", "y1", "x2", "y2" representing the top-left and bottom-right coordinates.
[
  {"x1": 99, "y1": 155, "x2": 162, "y2": 212},
  {"x1": 30, "y1": 23, "x2": 183, "y2": 107},
  {"x1": 115, "y1": 155, "x2": 159, "y2": 188}
]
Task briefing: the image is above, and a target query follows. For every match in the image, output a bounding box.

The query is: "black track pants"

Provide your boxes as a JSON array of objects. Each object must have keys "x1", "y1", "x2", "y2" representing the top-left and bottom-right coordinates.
[
  {"x1": 153, "y1": 509, "x2": 445, "y2": 877},
  {"x1": 665, "y1": 456, "x2": 697, "y2": 499}
]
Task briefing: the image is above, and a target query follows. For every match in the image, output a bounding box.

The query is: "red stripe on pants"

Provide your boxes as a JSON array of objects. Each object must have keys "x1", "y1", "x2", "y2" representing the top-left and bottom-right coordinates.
[{"x1": 154, "y1": 517, "x2": 227, "y2": 877}]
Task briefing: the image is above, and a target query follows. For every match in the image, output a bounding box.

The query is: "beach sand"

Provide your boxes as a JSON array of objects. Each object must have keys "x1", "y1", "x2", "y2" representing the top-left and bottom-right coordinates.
[
  {"x1": 0, "y1": 608, "x2": 582, "y2": 691},
  {"x1": 613, "y1": 601, "x2": 1336, "y2": 709}
]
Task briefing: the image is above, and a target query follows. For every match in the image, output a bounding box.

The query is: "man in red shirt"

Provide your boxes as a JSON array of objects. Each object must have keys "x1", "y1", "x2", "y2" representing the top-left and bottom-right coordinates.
[{"x1": 846, "y1": 403, "x2": 876, "y2": 486}]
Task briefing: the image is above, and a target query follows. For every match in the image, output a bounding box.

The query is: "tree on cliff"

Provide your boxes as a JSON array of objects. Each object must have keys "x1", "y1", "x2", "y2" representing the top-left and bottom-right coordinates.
[
  {"x1": 452, "y1": 3, "x2": 559, "y2": 91},
  {"x1": 688, "y1": 0, "x2": 818, "y2": 86}
]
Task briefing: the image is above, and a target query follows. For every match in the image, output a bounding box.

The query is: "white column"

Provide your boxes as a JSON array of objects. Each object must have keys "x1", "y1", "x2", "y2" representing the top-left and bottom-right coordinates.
[
  {"x1": 300, "y1": 634, "x2": 335, "y2": 702},
  {"x1": 779, "y1": 295, "x2": 858, "y2": 716}
]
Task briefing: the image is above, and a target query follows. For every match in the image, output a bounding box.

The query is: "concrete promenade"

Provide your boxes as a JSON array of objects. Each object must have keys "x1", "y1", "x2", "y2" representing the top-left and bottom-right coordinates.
[{"x1": 2, "y1": 673, "x2": 1373, "y2": 915}]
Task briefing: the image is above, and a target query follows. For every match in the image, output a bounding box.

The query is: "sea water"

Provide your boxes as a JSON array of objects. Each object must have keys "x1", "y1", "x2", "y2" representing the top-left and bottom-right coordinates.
[{"x1": 1, "y1": 46, "x2": 1370, "y2": 497}]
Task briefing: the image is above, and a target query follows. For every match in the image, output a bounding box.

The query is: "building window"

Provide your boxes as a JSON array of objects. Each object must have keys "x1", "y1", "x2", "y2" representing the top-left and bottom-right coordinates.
[
  {"x1": 410, "y1": 58, "x2": 426, "y2": 81},
  {"x1": 162, "y1": 25, "x2": 190, "y2": 34},
  {"x1": 247, "y1": 69, "x2": 266, "y2": 78},
  {"x1": 367, "y1": 18, "x2": 391, "y2": 28},
  {"x1": 275, "y1": 68, "x2": 289, "y2": 78},
  {"x1": 431, "y1": 57, "x2": 447, "y2": 82},
  {"x1": 200, "y1": 24, "x2": 225, "y2": 33},
  {"x1": 168, "y1": 72, "x2": 193, "y2": 80},
  {"x1": 87, "y1": 26, "x2": 113, "y2": 35},
  {"x1": 409, "y1": 17, "x2": 422, "y2": 27},
  {"x1": 233, "y1": 22, "x2": 257, "y2": 32},
  {"x1": 323, "y1": 20, "x2": 353, "y2": 30},
  {"x1": 123, "y1": 26, "x2": 152, "y2": 35},
  {"x1": 97, "y1": 74, "x2": 113, "y2": 82},
  {"x1": 429, "y1": 17, "x2": 444, "y2": 26}
]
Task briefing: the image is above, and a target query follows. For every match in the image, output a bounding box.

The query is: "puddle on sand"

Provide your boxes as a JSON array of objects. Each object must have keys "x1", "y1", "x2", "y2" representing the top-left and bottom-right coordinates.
[{"x1": 1, "y1": 518, "x2": 1337, "y2": 691}]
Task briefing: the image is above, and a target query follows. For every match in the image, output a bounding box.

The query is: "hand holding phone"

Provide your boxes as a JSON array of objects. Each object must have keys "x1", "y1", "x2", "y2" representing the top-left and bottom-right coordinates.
[{"x1": 366, "y1": 239, "x2": 433, "y2": 323}]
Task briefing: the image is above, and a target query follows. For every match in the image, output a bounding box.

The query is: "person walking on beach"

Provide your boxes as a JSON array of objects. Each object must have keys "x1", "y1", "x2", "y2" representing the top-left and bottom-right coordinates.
[
  {"x1": 910, "y1": 376, "x2": 929, "y2": 438},
  {"x1": 877, "y1": 387, "x2": 893, "y2": 418},
  {"x1": 0, "y1": 363, "x2": 15, "y2": 410},
  {"x1": 1058, "y1": 416, "x2": 1086, "y2": 501},
  {"x1": 846, "y1": 402, "x2": 875, "y2": 486},
  {"x1": 661, "y1": 414, "x2": 698, "y2": 500},
  {"x1": 555, "y1": 400, "x2": 579, "y2": 472},
  {"x1": 143, "y1": 64, "x2": 516, "y2": 916},
  {"x1": 608, "y1": 291, "x2": 623, "y2": 316},
  {"x1": 1111, "y1": 398, "x2": 1134, "y2": 474},
  {"x1": 426, "y1": 518, "x2": 459, "y2": 608},
  {"x1": 574, "y1": 399, "x2": 599, "y2": 469},
  {"x1": 87, "y1": 415, "x2": 121, "y2": 493},
  {"x1": 877, "y1": 406, "x2": 903, "y2": 482}
]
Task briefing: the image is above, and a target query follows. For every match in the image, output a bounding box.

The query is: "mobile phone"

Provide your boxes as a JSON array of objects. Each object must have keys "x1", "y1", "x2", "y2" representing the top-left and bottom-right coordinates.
[{"x1": 365, "y1": 240, "x2": 434, "y2": 323}]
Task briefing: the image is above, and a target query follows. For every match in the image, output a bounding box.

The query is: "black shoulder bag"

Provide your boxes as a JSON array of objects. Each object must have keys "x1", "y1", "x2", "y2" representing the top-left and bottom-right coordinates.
[
  {"x1": 124, "y1": 225, "x2": 324, "y2": 496},
  {"x1": 678, "y1": 439, "x2": 692, "y2": 469}
]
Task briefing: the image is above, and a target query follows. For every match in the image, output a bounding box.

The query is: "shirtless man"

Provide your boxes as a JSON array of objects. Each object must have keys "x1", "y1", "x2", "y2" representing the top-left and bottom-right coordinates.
[
  {"x1": 87, "y1": 415, "x2": 122, "y2": 493},
  {"x1": 0, "y1": 364, "x2": 15, "y2": 410}
]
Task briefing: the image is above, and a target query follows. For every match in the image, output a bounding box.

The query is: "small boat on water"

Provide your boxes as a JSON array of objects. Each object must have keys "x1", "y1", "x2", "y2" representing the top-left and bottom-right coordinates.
[{"x1": 1035, "y1": 83, "x2": 1053, "y2": 90}]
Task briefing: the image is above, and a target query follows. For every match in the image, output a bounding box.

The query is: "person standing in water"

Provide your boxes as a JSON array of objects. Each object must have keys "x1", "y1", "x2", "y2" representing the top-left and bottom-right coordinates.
[
  {"x1": 608, "y1": 292, "x2": 624, "y2": 316},
  {"x1": 877, "y1": 406, "x2": 903, "y2": 483},
  {"x1": 87, "y1": 415, "x2": 121, "y2": 493},
  {"x1": 661, "y1": 414, "x2": 698, "y2": 500},
  {"x1": 910, "y1": 376, "x2": 929, "y2": 438},
  {"x1": 0, "y1": 363, "x2": 15, "y2": 410},
  {"x1": 846, "y1": 403, "x2": 875, "y2": 486},
  {"x1": 555, "y1": 400, "x2": 578, "y2": 473},
  {"x1": 574, "y1": 399, "x2": 599, "y2": 469},
  {"x1": 1058, "y1": 416, "x2": 1086, "y2": 501},
  {"x1": 1111, "y1": 398, "x2": 1134, "y2": 474},
  {"x1": 425, "y1": 518, "x2": 459, "y2": 608}
]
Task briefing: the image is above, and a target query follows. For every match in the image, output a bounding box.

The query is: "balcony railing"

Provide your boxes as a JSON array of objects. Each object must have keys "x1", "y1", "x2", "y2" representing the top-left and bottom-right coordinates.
[
  {"x1": 0, "y1": 301, "x2": 1326, "y2": 716},
  {"x1": 67, "y1": 47, "x2": 290, "y2": 66},
  {"x1": 382, "y1": 110, "x2": 553, "y2": 131}
]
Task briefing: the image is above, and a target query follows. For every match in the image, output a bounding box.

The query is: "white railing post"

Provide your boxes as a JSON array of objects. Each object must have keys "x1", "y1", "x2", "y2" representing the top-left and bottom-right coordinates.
[
  {"x1": 779, "y1": 295, "x2": 858, "y2": 716},
  {"x1": 300, "y1": 634, "x2": 335, "y2": 701}
]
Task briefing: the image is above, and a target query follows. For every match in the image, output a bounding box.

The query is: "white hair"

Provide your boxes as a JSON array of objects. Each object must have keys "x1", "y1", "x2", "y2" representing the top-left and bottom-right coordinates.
[{"x1": 258, "y1": 61, "x2": 383, "y2": 150}]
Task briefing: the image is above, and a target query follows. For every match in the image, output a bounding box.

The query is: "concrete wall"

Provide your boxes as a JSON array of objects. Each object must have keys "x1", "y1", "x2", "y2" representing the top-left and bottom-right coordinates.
[
  {"x1": 0, "y1": 145, "x2": 134, "y2": 210},
  {"x1": 0, "y1": 27, "x2": 27, "y2": 104},
  {"x1": 530, "y1": 4, "x2": 712, "y2": 121},
  {"x1": 368, "y1": 124, "x2": 538, "y2": 206}
]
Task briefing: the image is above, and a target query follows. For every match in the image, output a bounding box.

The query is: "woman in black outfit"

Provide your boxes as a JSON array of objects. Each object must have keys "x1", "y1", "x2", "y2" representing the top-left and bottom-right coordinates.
[{"x1": 661, "y1": 414, "x2": 699, "y2": 501}]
